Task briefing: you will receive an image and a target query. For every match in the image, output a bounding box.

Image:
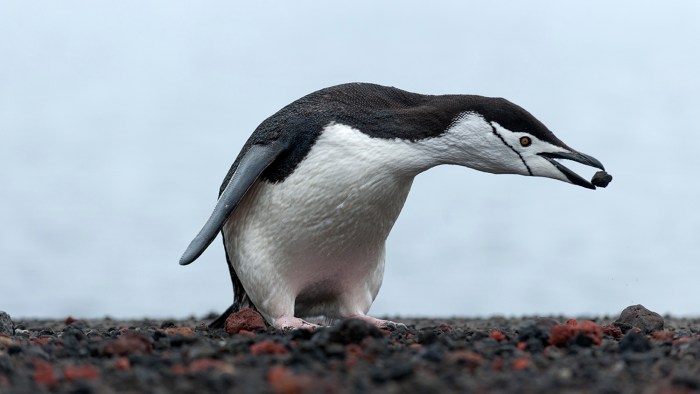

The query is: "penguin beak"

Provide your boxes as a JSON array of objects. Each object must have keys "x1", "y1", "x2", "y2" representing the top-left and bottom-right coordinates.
[{"x1": 538, "y1": 151, "x2": 605, "y2": 189}]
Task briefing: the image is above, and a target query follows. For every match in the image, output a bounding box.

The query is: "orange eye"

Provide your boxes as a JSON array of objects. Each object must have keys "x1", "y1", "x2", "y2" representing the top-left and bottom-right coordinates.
[{"x1": 519, "y1": 136, "x2": 532, "y2": 147}]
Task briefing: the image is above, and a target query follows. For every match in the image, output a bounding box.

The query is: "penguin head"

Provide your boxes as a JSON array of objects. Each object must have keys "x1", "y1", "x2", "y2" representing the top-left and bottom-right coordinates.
[{"x1": 435, "y1": 96, "x2": 605, "y2": 189}]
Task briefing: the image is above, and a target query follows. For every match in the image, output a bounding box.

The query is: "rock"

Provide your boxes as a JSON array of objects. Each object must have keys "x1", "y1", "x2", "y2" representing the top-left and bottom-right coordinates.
[
  {"x1": 267, "y1": 365, "x2": 314, "y2": 394},
  {"x1": 550, "y1": 319, "x2": 602, "y2": 347},
  {"x1": 619, "y1": 331, "x2": 651, "y2": 353},
  {"x1": 0, "y1": 311, "x2": 12, "y2": 336},
  {"x1": 518, "y1": 318, "x2": 557, "y2": 344},
  {"x1": 651, "y1": 330, "x2": 674, "y2": 342},
  {"x1": 489, "y1": 330, "x2": 506, "y2": 341},
  {"x1": 615, "y1": 305, "x2": 664, "y2": 334},
  {"x1": 113, "y1": 357, "x2": 131, "y2": 370},
  {"x1": 100, "y1": 332, "x2": 154, "y2": 356},
  {"x1": 591, "y1": 171, "x2": 613, "y2": 187},
  {"x1": 250, "y1": 340, "x2": 288, "y2": 355},
  {"x1": 601, "y1": 325, "x2": 623, "y2": 338},
  {"x1": 32, "y1": 359, "x2": 58, "y2": 388},
  {"x1": 224, "y1": 308, "x2": 266, "y2": 334},
  {"x1": 321, "y1": 319, "x2": 385, "y2": 345},
  {"x1": 63, "y1": 365, "x2": 100, "y2": 381},
  {"x1": 164, "y1": 327, "x2": 194, "y2": 336}
]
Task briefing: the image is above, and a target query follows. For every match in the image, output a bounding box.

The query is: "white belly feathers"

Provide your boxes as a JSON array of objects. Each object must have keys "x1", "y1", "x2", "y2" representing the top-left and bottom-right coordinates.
[{"x1": 222, "y1": 123, "x2": 431, "y2": 323}]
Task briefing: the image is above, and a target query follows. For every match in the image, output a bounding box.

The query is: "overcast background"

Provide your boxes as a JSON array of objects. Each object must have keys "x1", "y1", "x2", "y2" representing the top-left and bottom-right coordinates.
[{"x1": 2, "y1": 1, "x2": 699, "y2": 320}]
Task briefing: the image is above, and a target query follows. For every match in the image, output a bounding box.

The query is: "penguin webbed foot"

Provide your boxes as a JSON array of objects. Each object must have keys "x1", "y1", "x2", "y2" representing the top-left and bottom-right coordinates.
[{"x1": 273, "y1": 316, "x2": 321, "y2": 332}]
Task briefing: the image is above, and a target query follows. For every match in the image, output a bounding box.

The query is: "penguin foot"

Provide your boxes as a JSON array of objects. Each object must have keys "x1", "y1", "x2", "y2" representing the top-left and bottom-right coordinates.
[
  {"x1": 348, "y1": 315, "x2": 407, "y2": 330},
  {"x1": 273, "y1": 316, "x2": 320, "y2": 331}
]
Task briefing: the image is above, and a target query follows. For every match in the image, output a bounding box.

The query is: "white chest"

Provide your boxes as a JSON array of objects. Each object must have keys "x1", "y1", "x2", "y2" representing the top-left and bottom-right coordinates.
[{"x1": 222, "y1": 123, "x2": 434, "y2": 316}]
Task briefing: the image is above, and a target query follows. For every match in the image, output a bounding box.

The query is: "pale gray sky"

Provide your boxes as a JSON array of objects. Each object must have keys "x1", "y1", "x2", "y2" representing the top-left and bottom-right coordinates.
[{"x1": 2, "y1": 1, "x2": 699, "y2": 318}]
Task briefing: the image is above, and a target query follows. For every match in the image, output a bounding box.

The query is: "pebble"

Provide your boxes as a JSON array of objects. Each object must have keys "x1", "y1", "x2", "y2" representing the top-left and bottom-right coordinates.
[
  {"x1": 615, "y1": 304, "x2": 664, "y2": 334},
  {"x1": 591, "y1": 171, "x2": 613, "y2": 187},
  {"x1": 250, "y1": 340, "x2": 288, "y2": 355},
  {"x1": 550, "y1": 320, "x2": 602, "y2": 347},
  {"x1": 224, "y1": 308, "x2": 266, "y2": 334},
  {"x1": 99, "y1": 332, "x2": 154, "y2": 356},
  {"x1": 619, "y1": 331, "x2": 652, "y2": 353},
  {"x1": 164, "y1": 326, "x2": 195, "y2": 336},
  {"x1": 317, "y1": 318, "x2": 385, "y2": 345},
  {"x1": 0, "y1": 311, "x2": 13, "y2": 336},
  {"x1": 63, "y1": 365, "x2": 100, "y2": 382}
]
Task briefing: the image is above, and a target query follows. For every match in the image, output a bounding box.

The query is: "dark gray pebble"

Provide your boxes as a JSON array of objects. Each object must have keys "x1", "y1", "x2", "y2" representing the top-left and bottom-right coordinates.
[
  {"x1": 615, "y1": 304, "x2": 664, "y2": 334},
  {"x1": 591, "y1": 171, "x2": 613, "y2": 187},
  {"x1": 619, "y1": 331, "x2": 652, "y2": 353}
]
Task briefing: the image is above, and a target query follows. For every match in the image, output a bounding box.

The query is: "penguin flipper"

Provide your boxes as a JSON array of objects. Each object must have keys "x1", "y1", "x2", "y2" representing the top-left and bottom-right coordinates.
[{"x1": 179, "y1": 142, "x2": 287, "y2": 266}]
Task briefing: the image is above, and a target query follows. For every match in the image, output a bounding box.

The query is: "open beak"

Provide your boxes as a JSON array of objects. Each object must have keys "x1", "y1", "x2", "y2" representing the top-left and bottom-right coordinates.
[{"x1": 538, "y1": 151, "x2": 605, "y2": 189}]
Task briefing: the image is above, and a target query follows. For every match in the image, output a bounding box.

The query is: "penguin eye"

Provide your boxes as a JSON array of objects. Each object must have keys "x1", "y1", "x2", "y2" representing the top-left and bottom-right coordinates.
[{"x1": 519, "y1": 136, "x2": 532, "y2": 147}]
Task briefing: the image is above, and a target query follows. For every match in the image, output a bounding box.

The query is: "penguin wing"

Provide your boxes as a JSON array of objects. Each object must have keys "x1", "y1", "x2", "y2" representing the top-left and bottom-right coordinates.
[{"x1": 179, "y1": 141, "x2": 287, "y2": 265}]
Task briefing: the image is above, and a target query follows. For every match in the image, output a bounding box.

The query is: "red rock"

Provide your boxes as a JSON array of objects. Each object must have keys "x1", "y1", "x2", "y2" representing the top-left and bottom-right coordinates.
[
  {"x1": 549, "y1": 322, "x2": 574, "y2": 346},
  {"x1": 267, "y1": 365, "x2": 313, "y2": 394},
  {"x1": 33, "y1": 359, "x2": 58, "y2": 388},
  {"x1": 490, "y1": 330, "x2": 506, "y2": 342},
  {"x1": 63, "y1": 365, "x2": 99, "y2": 381},
  {"x1": 576, "y1": 321, "x2": 603, "y2": 345},
  {"x1": 225, "y1": 308, "x2": 266, "y2": 334},
  {"x1": 251, "y1": 340, "x2": 289, "y2": 355},
  {"x1": 512, "y1": 357, "x2": 530, "y2": 370},
  {"x1": 550, "y1": 320, "x2": 602, "y2": 347},
  {"x1": 652, "y1": 330, "x2": 674, "y2": 342},
  {"x1": 31, "y1": 337, "x2": 51, "y2": 346},
  {"x1": 114, "y1": 357, "x2": 131, "y2": 370},
  {"x1": 100, "y1": 332, "x2": 153, "y2": 356},
  {"x1": 171, "y1": 364, "x2": 188, "y2": 375},
  {"x1": 65, "y1": 316, "x2": 78, "y2": 325},
  {"x1": 601, "y1": 325, "x2": 623, "y2": 338},
  {"x1": 164, "y1": 327, "x2": 194, "y2": 336},
  {"x1": 189, "y1": 358, "x2": 225, "y2": 372},
  {"x1": 673, "y1": 337, "x2": 692, "y2": 346},
  {"x1": 517, "y1": 341, "x2": 527, "y2": 350}
]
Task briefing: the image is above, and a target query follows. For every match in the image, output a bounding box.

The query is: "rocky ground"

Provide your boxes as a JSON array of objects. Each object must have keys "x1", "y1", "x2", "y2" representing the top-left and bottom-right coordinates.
[{"x1": 1, "y1": 305, "x2": 699, "y2": 393}]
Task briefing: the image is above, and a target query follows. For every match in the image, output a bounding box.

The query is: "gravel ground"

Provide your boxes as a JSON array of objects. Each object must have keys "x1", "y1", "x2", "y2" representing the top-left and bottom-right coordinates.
[{"x1": 1, "y1": 305, "x2": 699, "y2": 394}]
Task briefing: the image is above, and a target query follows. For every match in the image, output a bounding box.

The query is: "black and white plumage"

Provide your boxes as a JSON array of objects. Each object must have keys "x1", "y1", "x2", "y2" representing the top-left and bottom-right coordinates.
[{"x1": 180, "y1": 83, "x2": 609, "y2": 330}]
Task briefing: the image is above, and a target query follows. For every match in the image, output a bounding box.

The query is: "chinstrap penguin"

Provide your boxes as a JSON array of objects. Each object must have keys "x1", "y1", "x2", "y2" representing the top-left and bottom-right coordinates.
[{"x1": 180, "y1": 83, "x2": 611, "y2": 330}]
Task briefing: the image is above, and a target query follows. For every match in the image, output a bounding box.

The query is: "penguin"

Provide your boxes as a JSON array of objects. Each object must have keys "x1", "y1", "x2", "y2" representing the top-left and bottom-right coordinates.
[{"x1": 180, "y1": 83, "x2": 610, "y2": 330}]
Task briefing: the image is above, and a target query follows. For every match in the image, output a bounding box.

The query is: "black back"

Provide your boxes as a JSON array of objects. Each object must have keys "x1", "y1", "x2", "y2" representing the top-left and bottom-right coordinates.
[{"x1": 219, "y1": 82, "x2": 566, "y2": 190}]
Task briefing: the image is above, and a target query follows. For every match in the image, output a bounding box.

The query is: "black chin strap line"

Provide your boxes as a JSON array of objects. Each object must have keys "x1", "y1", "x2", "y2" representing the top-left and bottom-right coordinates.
[{"x1": 489, "y1": 123, "x2": 533, "y2": 176}]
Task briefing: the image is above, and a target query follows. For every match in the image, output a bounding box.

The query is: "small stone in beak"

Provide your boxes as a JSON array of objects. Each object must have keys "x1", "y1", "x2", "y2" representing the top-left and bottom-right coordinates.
[{"x1": 591, "y1": 171, "x2": 613, "y2": 188}]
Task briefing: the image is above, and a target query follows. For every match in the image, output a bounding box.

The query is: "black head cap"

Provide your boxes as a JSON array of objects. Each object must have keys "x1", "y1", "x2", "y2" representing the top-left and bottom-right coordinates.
[{"x1": 443, "y1": 95, "x2": 571, "y2": 150}]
